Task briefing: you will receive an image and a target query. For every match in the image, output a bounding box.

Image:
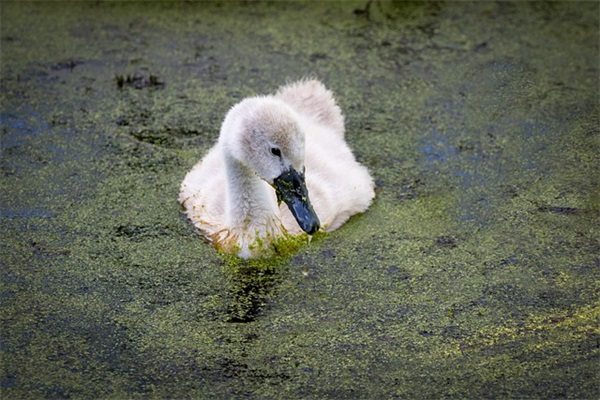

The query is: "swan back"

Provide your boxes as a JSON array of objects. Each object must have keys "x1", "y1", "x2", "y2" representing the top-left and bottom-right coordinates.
[{"x1": 275, "y1": 79, "x2": 345, "y2": 136}]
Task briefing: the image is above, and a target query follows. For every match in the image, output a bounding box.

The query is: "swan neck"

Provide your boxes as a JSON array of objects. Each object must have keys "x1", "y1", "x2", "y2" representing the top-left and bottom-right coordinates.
[{"x1": 223, "y1": 153, "x2": 277, "y2": 227}]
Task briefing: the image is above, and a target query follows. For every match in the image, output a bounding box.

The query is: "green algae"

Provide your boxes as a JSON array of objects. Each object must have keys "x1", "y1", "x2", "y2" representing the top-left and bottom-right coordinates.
[{"x1": 1, "y1": 1, "x2": 599, "y2": 399}]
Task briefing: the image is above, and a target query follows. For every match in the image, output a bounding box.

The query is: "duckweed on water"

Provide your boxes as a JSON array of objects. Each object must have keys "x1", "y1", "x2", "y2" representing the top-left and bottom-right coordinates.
[{"x1": 1, "y1": 1, "x2": 598, "y2": 398}]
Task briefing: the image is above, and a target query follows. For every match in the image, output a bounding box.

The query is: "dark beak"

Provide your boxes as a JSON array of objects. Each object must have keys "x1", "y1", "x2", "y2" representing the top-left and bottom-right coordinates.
[{"x1": 273, "y1": 168, "x2": 320, "y2": 234}]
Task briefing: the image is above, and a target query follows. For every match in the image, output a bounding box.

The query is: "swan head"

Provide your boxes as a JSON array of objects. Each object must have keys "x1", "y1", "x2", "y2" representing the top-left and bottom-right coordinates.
[{"x1": 220, "y1": 97, "x2": 320, "y2": 234}]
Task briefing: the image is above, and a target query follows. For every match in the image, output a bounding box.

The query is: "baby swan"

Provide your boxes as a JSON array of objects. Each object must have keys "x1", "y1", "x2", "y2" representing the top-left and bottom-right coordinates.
[{"x1": 179, "y1": 79, "x2": 375, "y2": 258}]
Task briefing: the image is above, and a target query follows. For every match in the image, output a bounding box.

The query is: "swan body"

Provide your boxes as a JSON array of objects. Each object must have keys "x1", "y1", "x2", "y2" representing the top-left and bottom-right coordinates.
[{"x1": 179, "y1": 79, "x2": 375, "y2": 258}]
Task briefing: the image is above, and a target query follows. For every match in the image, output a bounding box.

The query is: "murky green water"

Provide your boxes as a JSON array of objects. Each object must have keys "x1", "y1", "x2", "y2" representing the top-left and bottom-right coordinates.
[{"x1": 1, "y1": 1, "x2": 598, "y2": 398}]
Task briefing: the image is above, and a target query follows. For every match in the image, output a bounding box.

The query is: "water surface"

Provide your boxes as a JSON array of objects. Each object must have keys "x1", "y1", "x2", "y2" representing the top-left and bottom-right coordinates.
[{"x1": 1, "y1": 1, "x2": 598, "y2": 398}]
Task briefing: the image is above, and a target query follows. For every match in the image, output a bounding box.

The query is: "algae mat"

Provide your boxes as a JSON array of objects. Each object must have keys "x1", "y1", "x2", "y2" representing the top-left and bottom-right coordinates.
[{"x1": 1, "y1": 1, "x2": 598, "y2": 398}]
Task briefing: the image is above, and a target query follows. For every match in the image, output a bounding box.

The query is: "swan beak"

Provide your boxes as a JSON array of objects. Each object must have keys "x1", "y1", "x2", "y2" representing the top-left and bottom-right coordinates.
[{"x1": 273, "y1": 168, "x2": 321, "y2": 234}]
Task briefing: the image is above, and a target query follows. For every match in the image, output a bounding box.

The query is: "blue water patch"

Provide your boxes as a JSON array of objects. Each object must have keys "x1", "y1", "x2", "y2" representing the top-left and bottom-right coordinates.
[
  {"x1": 0, "y1": 209, "x2": 55, "y2": 219},
  {"x1": 0, "y1": 111, "x2": 48, "y2": 149},
  {"x1": 418, "y1": 125, "x2": 512, "y2": 226},
  {"x1": 1, "y1": 375, "x2": 17, "y2": 389},
  {"x1": 419, "y1": 128, "x2": 459, "y2": 167}
]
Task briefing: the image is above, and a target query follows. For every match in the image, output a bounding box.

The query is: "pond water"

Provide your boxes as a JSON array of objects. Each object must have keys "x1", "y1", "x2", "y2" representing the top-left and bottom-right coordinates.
[{"x1": 1, "y1": 1, "x2": 598, "y2": 398}]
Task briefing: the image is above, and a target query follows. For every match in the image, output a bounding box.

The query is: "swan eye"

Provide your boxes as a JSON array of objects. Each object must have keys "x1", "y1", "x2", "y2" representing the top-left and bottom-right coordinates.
[{"x1": 271, "y1": 148, "x2": 281, "y2": 157}]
